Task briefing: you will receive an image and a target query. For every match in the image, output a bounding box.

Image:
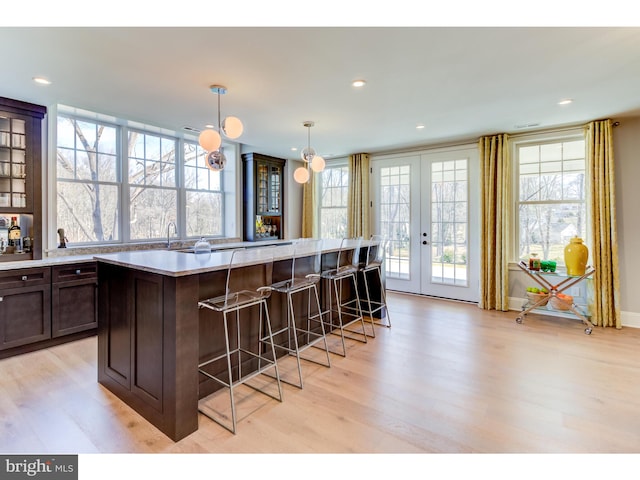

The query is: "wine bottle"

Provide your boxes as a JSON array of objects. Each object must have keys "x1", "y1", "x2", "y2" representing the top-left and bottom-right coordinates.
[{"x1": 8, "y1": 216, "x2": 21, "y2": 251}]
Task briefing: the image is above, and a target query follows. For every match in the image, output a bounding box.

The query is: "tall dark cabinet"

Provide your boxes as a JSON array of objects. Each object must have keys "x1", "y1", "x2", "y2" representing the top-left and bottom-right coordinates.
[
  {"x1": 0, "y1": 96, "x2": 46, "y2": 262},
  {"x1": 242, "y1": 152, "x2": 286, "y2": 241}
]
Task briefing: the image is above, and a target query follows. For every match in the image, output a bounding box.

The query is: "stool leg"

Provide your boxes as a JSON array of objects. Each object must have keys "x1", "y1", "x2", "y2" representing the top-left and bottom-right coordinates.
[
  {"x1": 224, "y1": 310, "x2": 238, "y2": 434},
  {"x1": 375, "y1": 267, "x2": 391, "y2": 328},
  {"x1": 261, "y1": 299, "x2": 284, "y2": 403},
  {"x1": 311, "y1": 283, "x2": 332, "y2": 368},
  {"x1": 362, "y1": 269, "x2": 376, "y2": 338},
  {"x1": 349, "y1": 273, "x2": 369, "y2": 343},
  {"x1": 287, "y1": 290, "x2": 304, "y2": 389}
]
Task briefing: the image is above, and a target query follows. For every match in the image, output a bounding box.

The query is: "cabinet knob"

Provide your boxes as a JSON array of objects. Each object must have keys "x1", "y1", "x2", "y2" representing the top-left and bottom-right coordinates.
[
  {"x1": 76, "y1": 269, "x2": 81, "y2": 275},
  {"x1": 0, "y1": 297, "x2": 3, "y2": 302},
  {"x1": 21, "y1": 275, "x2": 28, "y2": 281}
]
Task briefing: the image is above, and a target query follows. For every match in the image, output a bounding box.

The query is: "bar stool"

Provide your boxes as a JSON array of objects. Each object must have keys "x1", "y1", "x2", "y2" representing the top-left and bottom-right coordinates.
[
  {"x1": 320, "y1": 237, "x2": 368, "y2": 357},
  {"x1": 359, "y1": 235, "x2": 392, "y2": 337},
  {"x1": 197, "y1": 247, "x2": 283, "y2": 434},
  {"x1": 266, "y1": 238, "x2": 331, "y2": 389}
]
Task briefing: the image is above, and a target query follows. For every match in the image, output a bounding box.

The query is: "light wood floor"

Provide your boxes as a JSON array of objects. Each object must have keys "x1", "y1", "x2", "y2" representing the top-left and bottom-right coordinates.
[{"x1": 2, "y1": 291, "x2": 640, "y2": 455}]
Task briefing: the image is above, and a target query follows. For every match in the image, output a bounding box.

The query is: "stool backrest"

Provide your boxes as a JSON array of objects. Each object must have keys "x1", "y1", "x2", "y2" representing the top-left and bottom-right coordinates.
[
  {"x1": 291, "y1": 238, "x2": 323, "y2": 283},
  {"x1": 336, "y1": 236, "x2": 363, "y2": 270},
  {"x1": 224, "y1": 247, "x2": 274, "y2": 306},
  {"x1": 366, "y1": 235, "x2": 389, "y2": 268}
]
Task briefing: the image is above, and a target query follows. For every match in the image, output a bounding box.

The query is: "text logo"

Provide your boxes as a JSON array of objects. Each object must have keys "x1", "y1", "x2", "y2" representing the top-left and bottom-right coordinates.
[{"x1": 0, "y1": 456, "x2": 78, "y2": 480}]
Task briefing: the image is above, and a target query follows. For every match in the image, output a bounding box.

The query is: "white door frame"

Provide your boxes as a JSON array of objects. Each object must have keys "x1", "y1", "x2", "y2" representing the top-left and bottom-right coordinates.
[{"x1": 371, "y1": 145, "x2": 480, "y2": 302}]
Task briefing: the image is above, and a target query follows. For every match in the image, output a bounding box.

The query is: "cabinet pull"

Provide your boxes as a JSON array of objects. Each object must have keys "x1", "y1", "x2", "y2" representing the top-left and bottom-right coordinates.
[
  {"x1": 76, "y1": 269, "x2": 81, "y2": 275},
  {"x1": 0, "y1": 297, "x2": 3, "y2": 302},
  {"x1": 21, "y1": 275, "x2": 28, "y2": 281}
]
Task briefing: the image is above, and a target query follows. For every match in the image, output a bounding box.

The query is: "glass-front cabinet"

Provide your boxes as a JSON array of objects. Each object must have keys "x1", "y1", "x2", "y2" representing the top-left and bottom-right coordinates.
[
  {"x1": 0, "y1": 97, "x2": 46, "y2": 262},
  {"x1": 242, "y1": 152, "x2": 285, "y2": 241}
]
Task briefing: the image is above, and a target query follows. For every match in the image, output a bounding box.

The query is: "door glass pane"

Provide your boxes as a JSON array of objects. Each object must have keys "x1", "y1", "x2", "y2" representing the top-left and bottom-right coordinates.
[
  {"x1": 379, "y1": 165, "x2": 411, "y2": 279},
  {"x1": 431, "y1": 159, "x2": 468, "y2": 286}
]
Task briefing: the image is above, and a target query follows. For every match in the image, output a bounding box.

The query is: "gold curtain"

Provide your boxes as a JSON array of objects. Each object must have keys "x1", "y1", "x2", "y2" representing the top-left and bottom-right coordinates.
[
  {"x1": 586, "y1": 119, "x2": 621, "y2": 328},
  {"x1": 301, "y1": 167, "x2": 316, "y2": 238},
  {"x1": 478, "y1": 134, "x2": 510, "y2": 311},
  {"x1": 347, "y1": 153, "x2": 370, "y2": 238}
]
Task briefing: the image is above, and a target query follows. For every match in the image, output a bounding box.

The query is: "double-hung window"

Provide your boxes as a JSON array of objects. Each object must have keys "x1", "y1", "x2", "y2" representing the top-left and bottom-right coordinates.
[
  {"x1": 55, "y1": 110, "x2": 233, "y2": 245},
  {"x1": 318, "y1": 162, "x2": 349, "y2": 239},
  {"x1": 515, "y1": 130, "x2": 587, "y2": 265}
]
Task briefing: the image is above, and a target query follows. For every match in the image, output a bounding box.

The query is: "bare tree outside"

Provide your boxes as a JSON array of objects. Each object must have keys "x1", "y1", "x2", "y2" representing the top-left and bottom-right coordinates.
[
  {"x1": 518, "y1": 140, "x2": 586, "y2": 263},
  {"x1": 56, "y1": 116, "x2": 224, "y2": 245}
]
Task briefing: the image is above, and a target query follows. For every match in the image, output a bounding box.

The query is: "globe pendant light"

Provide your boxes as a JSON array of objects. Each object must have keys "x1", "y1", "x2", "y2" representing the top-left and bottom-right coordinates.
[
  {"x1": 294, "y1": 121, "x2": 325, "y2": 184},
  {"x1": 198, "y1": 85, "x2": 243, "y2": 171}
]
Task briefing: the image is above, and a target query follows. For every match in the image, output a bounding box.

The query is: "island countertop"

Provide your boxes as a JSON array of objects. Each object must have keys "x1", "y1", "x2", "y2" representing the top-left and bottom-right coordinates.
[{"x1": 93, "y1": 238, "x2": 355, "y2": 277}]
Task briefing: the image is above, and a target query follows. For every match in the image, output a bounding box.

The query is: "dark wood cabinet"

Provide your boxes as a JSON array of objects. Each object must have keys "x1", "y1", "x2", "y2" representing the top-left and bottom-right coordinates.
[
  {"x1": 0, "y1": 97, "x2": 46, "y2": 262},
  {"x1": 242, "y1": 152, "x2": 285, "y2": 241},
  {"x1": 52, "y1": 262, "x2": 98, "y2": 338},
  {"x1": 0, "y1": 261, "x2": 98, "y2": 359},
  {"x1": 0, "y1": 267, "x2": 51, "y2": 351}
]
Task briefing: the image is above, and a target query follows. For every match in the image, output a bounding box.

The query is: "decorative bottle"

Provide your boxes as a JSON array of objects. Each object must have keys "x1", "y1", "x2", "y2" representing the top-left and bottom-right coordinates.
[
  {"x1": 8, "y1": 216, "x2": 21, "y2": 251},
  {"x1": 564, "y1": 236, "x2": 589, "y2": 276}
]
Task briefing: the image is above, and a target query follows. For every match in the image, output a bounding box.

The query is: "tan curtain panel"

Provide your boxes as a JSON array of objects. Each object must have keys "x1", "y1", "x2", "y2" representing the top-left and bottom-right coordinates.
[
  {"x1": 478, "y1": 134, "x2": 510, "y2": 311},
  {"x1": 586, "y1": 119, "x2": 621, "y2": 328},
  {"x1": 301, "y1": 167, "x2": 316, "y2": 238},
  {"x1": 347, "y1": 153, "x2": 370, "y2": 238}
]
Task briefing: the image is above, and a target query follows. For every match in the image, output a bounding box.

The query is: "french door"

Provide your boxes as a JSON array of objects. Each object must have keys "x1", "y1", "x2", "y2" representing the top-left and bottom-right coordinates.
[{"x1": 371, "y1": 146, "x2": 479, "y2": 302}]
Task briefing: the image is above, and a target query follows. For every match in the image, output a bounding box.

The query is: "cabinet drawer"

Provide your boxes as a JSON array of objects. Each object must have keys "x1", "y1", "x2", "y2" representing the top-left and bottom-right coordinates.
[
  {"x1": 0, "y1": 267, "x2": 50, "y2": 289},
  {"x1": 52, "y1": 262, "x2": 97, "y2": 283}
]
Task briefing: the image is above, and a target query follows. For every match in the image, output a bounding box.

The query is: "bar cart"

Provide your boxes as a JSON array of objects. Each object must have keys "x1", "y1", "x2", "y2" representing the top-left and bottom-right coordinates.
[{"x1": 515, "y1": 261, "x2": 596, "y2": 335}]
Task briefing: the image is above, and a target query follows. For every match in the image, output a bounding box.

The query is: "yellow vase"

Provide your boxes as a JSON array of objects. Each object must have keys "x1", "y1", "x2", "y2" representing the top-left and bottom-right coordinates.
[{"x1": 564, "y1": 236, "x2": 588, "y2": 276}]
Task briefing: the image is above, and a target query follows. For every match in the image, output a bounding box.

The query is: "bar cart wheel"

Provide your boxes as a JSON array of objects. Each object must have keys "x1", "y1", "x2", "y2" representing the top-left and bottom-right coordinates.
[
  {"x1": 516, "y1": 315, "x2": 524, "y2": 324},
  {"x1": 585, "y1": 327, "x2": 592, "y2": 335}
]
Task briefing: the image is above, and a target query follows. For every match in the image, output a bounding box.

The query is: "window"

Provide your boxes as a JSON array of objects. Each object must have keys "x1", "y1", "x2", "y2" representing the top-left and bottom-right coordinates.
[
  {"x1": 515, "y1": 133, "x2": 586, "y2": 265},
  {"x1": 55, "y1": 111, "x2": 235, "y2": 245},
  {"x1": 183, "y1": 141, "x2": 223, "y2": 237},
  {"x1": 318, "y1": 163, "x2": 348, "y2": 239},
  {"x1": 56, "y1": 116, "x2": 120, "y2": 243},
  {"x1": 128, "y1": 130, "x2": 177, "y2": 240}
]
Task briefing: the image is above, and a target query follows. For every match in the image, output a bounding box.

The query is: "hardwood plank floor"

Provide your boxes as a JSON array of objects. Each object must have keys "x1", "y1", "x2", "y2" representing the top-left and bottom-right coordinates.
[{"x1": 2, "y1": 291, "x2": 640, "y2": 455}]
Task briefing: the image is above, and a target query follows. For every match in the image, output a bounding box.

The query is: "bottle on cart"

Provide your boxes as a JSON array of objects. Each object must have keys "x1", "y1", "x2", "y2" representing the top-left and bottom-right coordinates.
[{"x1": 8, "y1": 216, "x2": 22, "y2": 252}]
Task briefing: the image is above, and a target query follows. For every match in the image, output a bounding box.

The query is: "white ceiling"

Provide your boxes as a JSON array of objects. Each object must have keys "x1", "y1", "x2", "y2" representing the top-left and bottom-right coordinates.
[{"x1": 2, "y1": 26, "x2": 640, "y2": 160}]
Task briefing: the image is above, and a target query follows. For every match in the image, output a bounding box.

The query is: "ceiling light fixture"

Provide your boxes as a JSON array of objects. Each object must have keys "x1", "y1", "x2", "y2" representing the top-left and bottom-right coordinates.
[
  {"x1": 33, "y1": 76, "x2": 51, "y2": 85},
  {"x1": 558, "y1": 99, "x2": 573, "y2": 105},
  {"x1": 352, "y1": 79, "x2": 366, "y2": 87},
  {"x1": 198, "y1": 85, "x2": 243, "y2": 171},
  {"x1": 293, "y1": 121, "x2": 325, "y2": 184}
]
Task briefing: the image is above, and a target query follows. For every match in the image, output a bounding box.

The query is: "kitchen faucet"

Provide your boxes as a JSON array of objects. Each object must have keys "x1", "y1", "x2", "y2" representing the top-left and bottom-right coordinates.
[{"x1": 166, "y1": 221, "x2": 177, "y2": 249}]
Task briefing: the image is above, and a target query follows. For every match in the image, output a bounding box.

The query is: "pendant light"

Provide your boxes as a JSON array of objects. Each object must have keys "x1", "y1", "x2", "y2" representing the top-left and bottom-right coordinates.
[
  {"x1": 198, "y1": 85, "x2": 243, "y2": 171},
  {"x1": 294, "y1": 121, "x2": 325, "y2": 184}
]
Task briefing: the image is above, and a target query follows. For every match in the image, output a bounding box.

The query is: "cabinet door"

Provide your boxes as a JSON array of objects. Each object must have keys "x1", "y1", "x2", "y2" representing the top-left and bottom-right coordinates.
[
  {"x1": 52, "y1": 278, "x2": 98, "y2": 338},
  {"x1": 0, "y1": 284, "x2": 51, "y2": 350},
  {"x1": 256, "y1": 162, "x2": 269, "y2": 214},
  {"x1": 267, "y1": 163, "x2": 282, "y2": 214}
]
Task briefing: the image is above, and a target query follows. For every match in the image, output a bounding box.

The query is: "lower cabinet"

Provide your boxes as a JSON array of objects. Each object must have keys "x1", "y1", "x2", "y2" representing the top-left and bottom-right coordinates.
[
  {"x1": 0, "y1": 262, "x2": 97, "y2": 357},
  {"x1": 52, "y1": 263, "x2": 98, "y2": 338},
  {"x1": 0, "y1": 267, "x2": 51, "y2": 351}
]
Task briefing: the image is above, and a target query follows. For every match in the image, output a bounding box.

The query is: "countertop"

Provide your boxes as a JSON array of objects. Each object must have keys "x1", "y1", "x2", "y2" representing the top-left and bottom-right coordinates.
[
  {"x1": 0, "y1": 254, "x2": 97, "y2": 272},
  {"x1": 94, "y1": 238, "x2": 361, "y2": 277}
]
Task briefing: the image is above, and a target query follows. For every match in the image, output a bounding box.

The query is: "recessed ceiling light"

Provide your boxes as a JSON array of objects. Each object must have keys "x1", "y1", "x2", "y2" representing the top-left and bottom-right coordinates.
[
  {"x1": 416, "y1": 124, "x2": 425, "y2": 130},
  {"x1": 352, "y1": 79, "x2": 366, "y2": 87},
  {"x1": 291, "y1": 147, "x2": 298, "y2": 151},
  {"x1": 33, "y1": 76, "x2": 51, "y2": 85},
  {"x1": 558, "y1": 99, "x2": 573, "y2": 105}
]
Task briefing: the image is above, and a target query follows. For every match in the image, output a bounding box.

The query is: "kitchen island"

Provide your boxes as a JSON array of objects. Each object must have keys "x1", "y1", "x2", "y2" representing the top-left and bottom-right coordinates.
[{"x1": 95, "y1": 239, "x2": 373, "y2": 441}]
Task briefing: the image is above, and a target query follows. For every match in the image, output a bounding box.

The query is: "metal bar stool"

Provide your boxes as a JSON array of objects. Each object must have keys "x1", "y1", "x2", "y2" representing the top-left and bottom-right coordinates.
[
  {"x1": 320, "y1": 237, "x2": 368, "y2": 357},
  {"x1": 197, "y1": 248, "x2": 283, "y2": 434},
  {"x1": 266, "y1": 238, "x2": 331, "y2": 389},
  {"x1": 359, "y1": 235, "x2": 392, "y2": 337}
]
